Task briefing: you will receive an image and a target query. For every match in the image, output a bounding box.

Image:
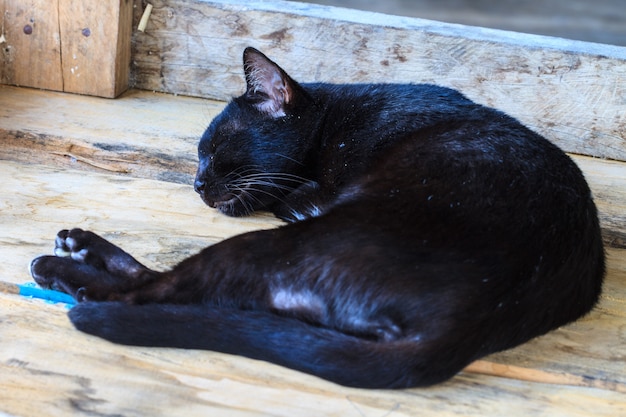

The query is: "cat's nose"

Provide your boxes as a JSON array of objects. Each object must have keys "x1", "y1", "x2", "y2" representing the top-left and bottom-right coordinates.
[{"x1": 194, "y1": 179, "x2": 206, "y2": 194}]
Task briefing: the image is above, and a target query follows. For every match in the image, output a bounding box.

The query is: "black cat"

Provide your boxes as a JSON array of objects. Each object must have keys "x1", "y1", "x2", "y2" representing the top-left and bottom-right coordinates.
[{"x1": 30, "y1": 47, "x2": 605, "y2": 389}]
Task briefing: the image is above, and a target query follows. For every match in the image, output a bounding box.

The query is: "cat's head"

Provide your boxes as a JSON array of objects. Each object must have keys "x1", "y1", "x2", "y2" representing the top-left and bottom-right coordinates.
[{"x1": 194, "y1": 47, "x2": 316, "y2": 217}]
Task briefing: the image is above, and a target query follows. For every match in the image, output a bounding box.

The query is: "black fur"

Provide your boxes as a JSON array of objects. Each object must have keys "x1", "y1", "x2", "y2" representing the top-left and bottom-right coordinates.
[{"x1": 31, "y1": 47, "x2": 605, "y2": 388}]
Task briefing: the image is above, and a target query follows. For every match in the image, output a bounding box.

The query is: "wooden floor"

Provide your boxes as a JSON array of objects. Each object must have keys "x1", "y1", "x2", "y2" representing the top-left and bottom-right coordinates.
[{"x1": 0, "y1": 86, "x2": 625, "y2": 416}]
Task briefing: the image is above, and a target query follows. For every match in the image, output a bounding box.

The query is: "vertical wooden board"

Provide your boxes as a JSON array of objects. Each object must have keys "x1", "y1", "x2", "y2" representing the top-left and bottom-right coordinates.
[
  {"x1": 114, "y1": 0, "x2": 134, "y2": 96},
  {"x1": 58, "y1": 0, "x2": 133, "y2": 97},
  {"x1": 0, "y1": 0, "x2": 63, "y2": 90}
]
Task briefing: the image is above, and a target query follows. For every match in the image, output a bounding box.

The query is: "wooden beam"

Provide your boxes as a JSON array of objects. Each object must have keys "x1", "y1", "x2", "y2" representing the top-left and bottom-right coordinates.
[
  {"x1": 0, "y1": 0, "x2": 63, "y2": 90},
  {"x1": 59, "y1": 0, "x2": 133, "y2": 97},
  {"x1": 306, "y1": 0, "x2": 626, "y2": 46},
  {"x1": 0, "y1": 0, "x2": 133, "y2": 97},
  {"x1": 131, "y1": 0, "x2": 626, "y2": 161}
]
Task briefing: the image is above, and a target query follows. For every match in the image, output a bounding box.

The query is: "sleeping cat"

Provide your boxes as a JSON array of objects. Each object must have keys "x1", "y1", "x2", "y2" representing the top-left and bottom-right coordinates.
[{"x1": 30, "y1": 47, "x2": 605, "y2": 389}]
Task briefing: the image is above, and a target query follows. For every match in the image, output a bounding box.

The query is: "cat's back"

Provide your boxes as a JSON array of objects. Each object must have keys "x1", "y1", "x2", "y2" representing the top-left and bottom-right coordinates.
[
  {"x1": 307, "y1": 82, "x2": 581, "y2": 197},
  {"x1": 305, "y1": 81, "x2": 604, "y2": 338},
  {"x1": 307, "y1": 82, "x2": 476, "y2": 124},
  {"x1": 307, "y1": 81, "x2": 551, "y2": 157},
  {"x1": 308, "y1": 82, "x2": 602, "y2": 280}
]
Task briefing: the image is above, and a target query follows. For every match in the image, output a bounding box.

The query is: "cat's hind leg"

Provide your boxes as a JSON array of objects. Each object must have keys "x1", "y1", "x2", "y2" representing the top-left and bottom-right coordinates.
[
  {"x1": 31, "y1": 229, "x2": 158, "y2": 301},
  {"x1": 68, "y1": 301, "x2": 470, "y2": 389}
]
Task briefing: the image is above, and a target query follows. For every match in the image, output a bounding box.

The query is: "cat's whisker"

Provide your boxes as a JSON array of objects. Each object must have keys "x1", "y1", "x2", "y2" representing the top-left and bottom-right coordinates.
[
  {"x1": 275, "y1": 153, "x2": 305, "y2": 166},
  {"x1": 231, "y1": 183, "x2": 291, "y2": 205},
  {"x1": 235, "y1": 171, "x2": 309, "y2": 185},
  {"x1": 235, "y1": 180, "x2": 298, "y2": 194},
  {"x1": 233, "y1": 193, "x2": 255, "y2": 215},
  {"x1": 227, "y1": 180, "x2": 305, "y2": 217},
  {"x1": 227, "y1": 170, "x2": 310, "y2": 201}
]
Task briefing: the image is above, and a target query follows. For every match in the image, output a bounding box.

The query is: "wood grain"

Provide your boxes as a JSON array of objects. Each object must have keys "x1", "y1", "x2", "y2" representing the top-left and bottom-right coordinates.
[
  {"x1": 575, "y1": 156, "x2": 626, "y2": 247},
  {"x1": 0, "y1": 0, "x2": 63, "y2": 90},
  {"x1": 58, "y1": 0, "x2": 133, "y2": 97},
  {"x1": 130, "y1": 0, "x2": 626, "y2": 161},
  {"x1": 0, "y1": 159, "x2": 624, "y2": 416},
  {"x1": 0, "y1": 0, "x2": 133, "y2": 97},
  {"x1": 306, "y1": 0, "x2": 626, "y2": 47},
  {"x1": 0, "y1": 160, "x2": 281, "y2": 278},
  {"x1": 0, "y1": 85, "x2": 210, "y2": 184}
]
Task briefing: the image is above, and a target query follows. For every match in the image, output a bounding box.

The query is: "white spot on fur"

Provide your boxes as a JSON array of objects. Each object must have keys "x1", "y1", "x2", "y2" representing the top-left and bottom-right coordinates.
[
  {"x1": 71, "y1": 248, "x2": 88, "y2": 262},
  {"x1": 271, "y1": 288, "x2": 325, "y2": 313}
]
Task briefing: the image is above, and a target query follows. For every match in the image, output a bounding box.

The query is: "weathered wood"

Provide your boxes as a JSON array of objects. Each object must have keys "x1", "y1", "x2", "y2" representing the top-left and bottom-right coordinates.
[
  {"x1": 575, "y1": 156, "x2": 626, "y2": 248},
  {"x1": 130, "y1": 0, "x2": 626, "y2": 161},
  {"x1": 0, "y1": 159, "x2": 625, "y2": 416},
  {"x1": 58, "y1": 0, "x2": 133, "y2": 97},
  {"x1": 0, "y1": 0, "x2": 133, "y2": 97},
  {"x1": 1, "y1": 85, "x2": 624, "y2": 247},
  {"x1": 0, "y1": 85, "x2": 208, "y2": 184},
  {"x1": 0, "y1": 0, "x2": 63, "y2": 90},
  {"x1": 307, "y1": 0, "x2": 626, "y2": 47},
  {"x1": 0, "y1": 160, "x2": 281, "y2": 279}
]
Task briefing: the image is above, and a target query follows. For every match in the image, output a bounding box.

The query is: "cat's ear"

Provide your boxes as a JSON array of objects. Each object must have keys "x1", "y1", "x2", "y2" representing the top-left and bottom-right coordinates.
[{"x1": 243, "y1": 47, "x2": 298, "y2": 118}]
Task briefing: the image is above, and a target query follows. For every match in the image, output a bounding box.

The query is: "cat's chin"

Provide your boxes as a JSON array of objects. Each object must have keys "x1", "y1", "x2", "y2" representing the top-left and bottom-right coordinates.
[
  {"x1": 208, "y1": 198, "x2": 234, "y2": 211},
  {"x1": 208, "y1": 198, "x2": 233, "y2": 209},
  {"x1": 199, "y1": 192, "x2": 235, "y2": 209},
  {"x1": 205, "y1": 196, "x2": 252, "y2": 217}
]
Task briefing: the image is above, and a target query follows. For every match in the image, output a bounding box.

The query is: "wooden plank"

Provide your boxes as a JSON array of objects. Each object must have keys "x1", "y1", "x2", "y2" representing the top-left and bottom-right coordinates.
[
  {"x1": 0, "y1": 159, "x2": 625, "y2": 416},
  {"x1": 0, "y1": 0, "x2": 63, "y2": 90},
  {"x1": 0, "y1": 84, "x2": 209, "y2": 184},
  {"x1": 307, "y1": 0, "x2": 626, "y2": 47},
  {"x1": 130, "y1": 0, "x2": 626, "y2": 161},
  {"x1": 1, "y1": 85, "x2": 624, "y2": 247},
  {"x1": 575, "y1": 156, "x2": 626, "y2": 248},
  {"x1": 59, "y1": 0, "x2": 133, "y2": 97},
  {"x1": 0, "y1": 160, "x2": 281, "y2": 281}
]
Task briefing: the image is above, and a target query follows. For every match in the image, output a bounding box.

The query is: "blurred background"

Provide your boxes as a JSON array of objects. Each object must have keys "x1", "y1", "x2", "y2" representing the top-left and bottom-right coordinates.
[{"x1": 299, "y1": 0, "x2": 626, "y2": 46}]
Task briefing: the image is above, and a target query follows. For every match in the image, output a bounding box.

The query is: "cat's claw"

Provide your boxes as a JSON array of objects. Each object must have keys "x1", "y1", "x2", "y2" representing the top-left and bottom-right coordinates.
[{"x1": 76, "y1": 287, "x2": 89, "y2": 302}]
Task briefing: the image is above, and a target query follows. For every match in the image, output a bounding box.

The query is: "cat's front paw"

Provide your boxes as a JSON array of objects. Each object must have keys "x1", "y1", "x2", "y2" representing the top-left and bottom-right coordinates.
[
  {"x1": 271, "y1": 181, "x2": 325, "y2": 222},
  {"x1": 30, "y1": 229, "x2": 154, "y2": 301},
  {"x1": 51, "y1": 228, "x2": 105, "y2": 267}
]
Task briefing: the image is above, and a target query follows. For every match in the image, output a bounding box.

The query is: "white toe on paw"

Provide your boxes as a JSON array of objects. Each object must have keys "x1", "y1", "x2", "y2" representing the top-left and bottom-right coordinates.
[
  {"x1": 65, "y1": 237, "x2": 77, "y2": 250},
  {"x1": 54, "y1": 247, "x2": 72, "y2": 257},
  {"x1": 71, "y1": 248, "x2": 89, "y2": 262}
]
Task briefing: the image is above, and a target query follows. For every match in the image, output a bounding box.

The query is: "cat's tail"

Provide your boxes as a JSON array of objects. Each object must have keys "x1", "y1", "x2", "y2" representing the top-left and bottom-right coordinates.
[{"x1": 68, "y1": 302, "x2": 468, "y2": 389}]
